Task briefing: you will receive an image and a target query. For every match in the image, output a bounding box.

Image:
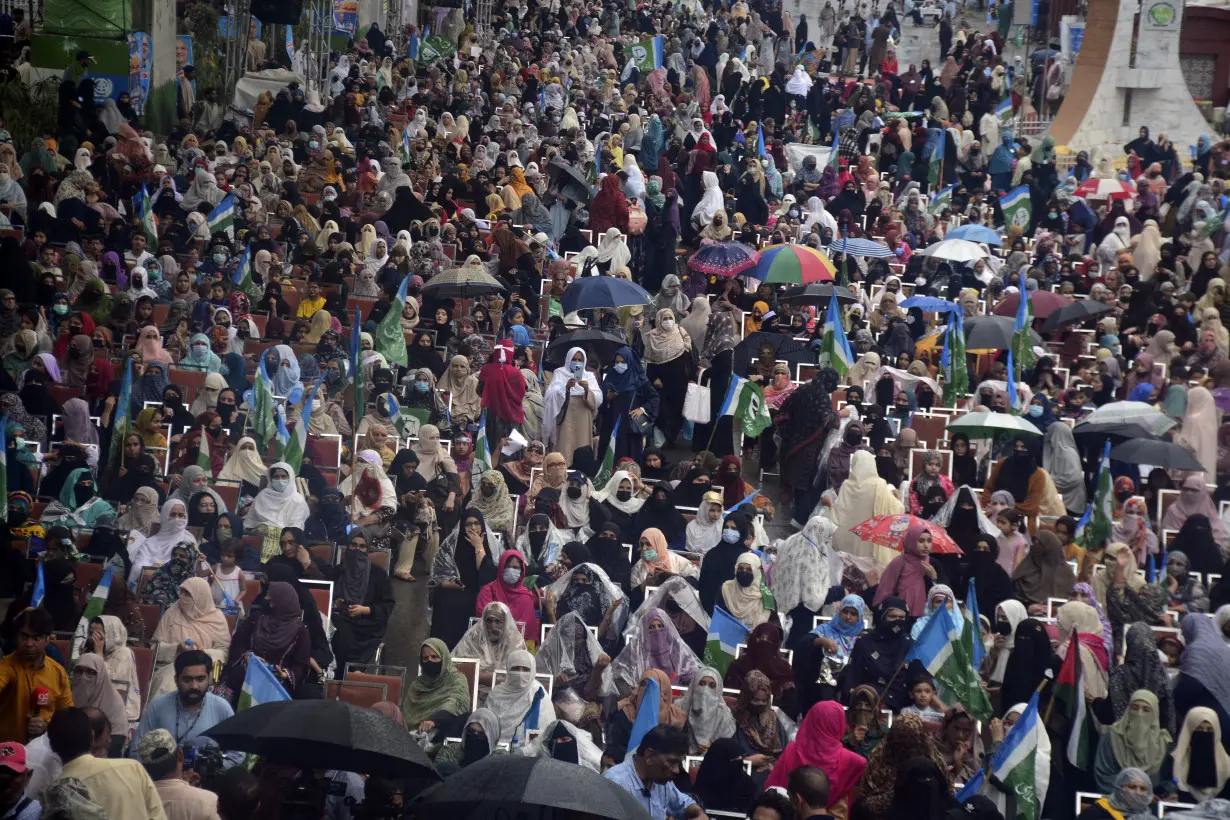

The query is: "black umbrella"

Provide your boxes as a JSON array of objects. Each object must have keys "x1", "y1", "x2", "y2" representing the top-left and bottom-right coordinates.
[
  {"x1": 1072, "y1": 421, "x2": 1161, "y2": 443},
  {"x1": 421, "y1": 264, "x2": 510, "y2": 299},
  {"x1": 1109, "y1": 439, "x2": 1205, "y2": 471},
  {"x1": 963, "y1": 315, "x2": 1044, "y2": 350},
  {"x1": 203, "y1": 700, "x2": 438, "y2": 779},
  {"x1": 546, "y1": 157, "x2": 595, "y2": 204},
  {"x1": 1039, "y1": 299, "x2": 1113, "y2": 334},
  {"x1": 411, "y1": 755, "x2": 651, "y2": 820},
  {"x1": 544, "y1": 328, "x2": 626, "y2": 368},
  {"x1": 733, "y1": 331, "x2": 814, "y2": 374},
  {"x1": 778, "y1": 283, "x2": 861, "y2": 307}
]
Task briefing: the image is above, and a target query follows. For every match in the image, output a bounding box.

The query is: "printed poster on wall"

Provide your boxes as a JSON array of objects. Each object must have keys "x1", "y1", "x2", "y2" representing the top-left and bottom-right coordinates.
[
  {"x1": 333, "y1": 0, "x2": 358, "y2": 33},
  {"x1": 128, "y1": 31, "x2": 151, "y2": 115}
]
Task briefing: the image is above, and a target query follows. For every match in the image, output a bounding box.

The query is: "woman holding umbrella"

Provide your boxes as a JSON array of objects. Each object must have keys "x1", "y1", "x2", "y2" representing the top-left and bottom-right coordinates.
[{"x1": 642, "y1": 309, "x2": 694, "y2": 448}]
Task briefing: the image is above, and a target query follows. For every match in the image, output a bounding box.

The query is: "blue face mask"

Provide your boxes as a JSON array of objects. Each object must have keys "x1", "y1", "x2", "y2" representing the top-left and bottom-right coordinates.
[
  {"x1": 414, "y1": 381, "x2": 430, "y2": 393},
  {"x1": 722, "y1": 529, "x2": 741, "y2": 544},
  {"x1": 1028, "y1": 405, "x2": 1043, "y2": 417},
  {"x1": 613, "y1": 362, "x2": 628, "y2": 374}
]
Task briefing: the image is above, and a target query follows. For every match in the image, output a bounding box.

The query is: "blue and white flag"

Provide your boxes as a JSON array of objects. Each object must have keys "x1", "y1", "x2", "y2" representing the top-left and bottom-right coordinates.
[
  {"x1": 30, "y1": 562, "x2": 45, "y2": 609},
  {"x1": 206, "y1": 192, "x2": 236, "y2": 237},
  {"x1": 625, "y1": 673, "x2": 663, "y2": 759},
  {"x1": 819, "y1": 291, "x2": 854, "y2": 377},
  {"x1": 995, "y1": 96, "x2": 1014, "y2": 126},
  {"x1": 237, "y1": 654, "x2": 291, "y2": 710},
  {"x1": 757, "y1": 124, "x2": 767, "y2": 158},
  {"x1": 1000, "y1": 185, "x2": 1032, "y2": 231},
  {"x1": 987, "y1": 692, "x2": 1051, "y2": 820},
  {"x1": 703, "y1": 606, "x2": 750, "y2": 676}
]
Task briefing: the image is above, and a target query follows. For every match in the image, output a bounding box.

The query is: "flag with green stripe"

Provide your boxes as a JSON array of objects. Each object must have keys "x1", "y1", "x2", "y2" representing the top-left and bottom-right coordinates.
[
  {"x1": 251, "y1": 352, "x2": 277, "y2": 453},
  {"x1": 818, "y1": 291, "x2": 853, "y2": 378},
  {"x1": 284, "y1": 374, "x2": 325, "y2": 472},
  {"x1": 593, "y1": 416, "x2": 621, "y2": 490},
  {"x1": 374, "y1": 274, "x2": 410, "y2": 368}
]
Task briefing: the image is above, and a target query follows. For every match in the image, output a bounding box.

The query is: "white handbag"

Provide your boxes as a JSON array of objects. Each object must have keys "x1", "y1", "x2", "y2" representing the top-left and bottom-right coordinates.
[{"x1": 683, "y1": 369, "x2": 712, "y2": 424}]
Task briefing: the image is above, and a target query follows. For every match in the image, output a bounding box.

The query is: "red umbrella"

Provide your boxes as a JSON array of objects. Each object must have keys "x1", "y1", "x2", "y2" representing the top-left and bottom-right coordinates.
[
  {"x1": 849, "y1": 514, "x2": 963, "y2": 555},
  {"x1": 1072, "y1": 178, "x2": 1135, "y2": 201},
  {"x1": 992, "y1": 290, "x2": 1073, "y2": 319}
]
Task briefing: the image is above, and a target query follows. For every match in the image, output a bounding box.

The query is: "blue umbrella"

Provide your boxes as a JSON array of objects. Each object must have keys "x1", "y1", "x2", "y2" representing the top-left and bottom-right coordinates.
[
  {"x1": 829, "y1": 237, "x2": 892, "y2": 257},
  {"x1": 900, "y1": 296, "x2": 959, "y2": 312},
  {"x1": 945, "y1": 224, "x2": 1003, "y2": 245},
  {"x1": 560, "y1": 275, "x2": 652, "y2": 313}
]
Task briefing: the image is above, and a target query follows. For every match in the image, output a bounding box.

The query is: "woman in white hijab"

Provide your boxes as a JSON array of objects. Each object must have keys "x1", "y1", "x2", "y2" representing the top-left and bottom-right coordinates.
[
  {"x1": 218, "y1": 436, "x2": 267, "y2": 489},
  {"x1": 244, "y1": 462, "x2": 311, "y2": 558},
  {"x1": 412, "y1": 424, "x2": 458, "y2": 483},
  {"x1": 673, "y1": 665, "x2": 736, "y2": 754},
  {"x1": 692, "y1": 170, "x2": 724, "y2": 229},
  {"x1": 720, "y1": 552, "x2": 774, "y2": 628},
  {"x1": 483, "y1": 648, "x2": 555, "y2": 745},
  {"x1": 1132, "y1": 219, "x2": 1163, "y2": 280},
  {"x1": 127, "y1": 268, "x2": 158, "y2": 301},
  {"x1": 1097, "y1": 216, "x2": 1132, "y2": 273},
  {"x1": 542, "y1": 347, "x2": 603, "y2": 465},
  {"x1": 797, "y1": 195, "x2": 839, "y2": 239},
  {"x1": 679, "y1": 295, "x2": 711, "y2": 348},
  {"x1": 623, "y1": 155, "x2": 646, "y2": 201},
  {"x1": 594, "y1": 227, "x2": 631, "y2": 273},
  {"x1": 523, "y1": 719, "x2": 605, "y2": 769},
  {"x1": 832, "y1": 450, "x2": 904, "y2": 564},
  {"x1": 785, "y1": 65, "x2": 814, "y2": 97},
  {"x1": 685, "y1": 492, "x2": 726, "y2": 554},
  {"x1": 126, "y1": 498, "x2": 198, "y2": 584},
  {"x1": 0, "y1": 165, "x2": 26, "y2": 224}
]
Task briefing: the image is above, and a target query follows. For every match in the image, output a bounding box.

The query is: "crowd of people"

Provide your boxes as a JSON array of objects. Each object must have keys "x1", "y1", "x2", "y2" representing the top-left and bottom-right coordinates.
[{"x1": 0, "y1": 0, "x2": 1228, "y2": 817}]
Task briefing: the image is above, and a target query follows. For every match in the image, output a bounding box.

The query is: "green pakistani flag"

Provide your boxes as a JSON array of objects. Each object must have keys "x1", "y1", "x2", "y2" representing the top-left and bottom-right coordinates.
[
  {"x1": 108, "y1": 358, "x2": 134, "y2": 469},
  {"x1": 907, "y1": 605, "x2": 993, "y2": 722},
  {"x1": 927, "y1": 144, "x2": 941, "y2": 189},
  {"x1": 473, "y1": 410, "x2": 493, "y2": 476},
  {"x1": 419, "y1": 35, "x2": 457, "y2": 65},
  {"x1": 593, "y1": 416, "x2": 621, "y2": 491},
  {"x1": 1079, "y1": 441, "x2": 1114, "y2": 551},
  {"x1": 251, "y1": 352, "x2": 277, "y2": 453},
  {"x1": 374, "y1": 275, "x2": 410, "y2": 368},
  {"x1": 197, "y1": 426, "x2": 211, "y2": 471},
  {"x1": 734, "y1": 380, "x2": 772, "y2": 438},
  {"x1": 941, "y1": 313, "x2": 969, "y2": 408},
  {"x1": 999, "y1": 186, "x2": 1032, "y2": 232}
]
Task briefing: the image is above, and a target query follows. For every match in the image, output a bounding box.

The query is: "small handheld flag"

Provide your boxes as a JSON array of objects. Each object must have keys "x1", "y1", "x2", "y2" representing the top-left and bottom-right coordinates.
[{"x1": 206, "y1": 192, "x2": 236, "y2": 237}]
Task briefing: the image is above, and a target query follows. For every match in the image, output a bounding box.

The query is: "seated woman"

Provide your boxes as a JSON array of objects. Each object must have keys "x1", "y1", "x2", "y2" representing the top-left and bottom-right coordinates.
[
  {"x1": 633, "y1": 577, "x2": 711, "y2": 658},
  {"x1": 402, "y1": 638, "x2": 473, "y2": 737},
  {"x1": 86, "y1": 616, "x2": 141, "y2": 729},
  {"x1": 225, "y1": 581, "x2": 312, "y2": 701},
  {"x1": 326, "y1": 532, "x2": 395, "y2": 669},
  {"x1": 243, "y1": 462, "x2": 312, "y2": 562},
  {"x1": 40, "y1": 466, "x2": 115, "y2": 532},
  {"x1": 1078, "y1": 768, "x2": 1157, "y2": 820},
  {"x1": 251, "y1": 564, "x2": 332, "y2": 694},
  {"x1": 684, "y1": 491, "x2": 725, "y2": 556},
  {"x1": 139, "y1": 542, "x2": 201, "y2": 607},
  {"x1": 453, "y1": 601, "x2": 528, "y2": 702},
  {"x1": 1169, "y1": 707, "x2": 1230, "y2": 803},
  {"x1": 1164, "y1": 550, "x2": 1210, "y2": 615},
  {"x1": 433, "y1": 707, "x2": 507, "y2": 774},
  {"x1": 908, "y1": 450, "x2": 954, "y2": 518},
  {"x1": 936, "y1": 706, "x2": 983, "y2": 783},
  {"x1": 475, "y1": 549, "x2": 540, "y2": 648},
  {"x1": 523, "y1": 719, "x2": 606, "y2": 770},
  {"x1": 631, "y1": 483, "x2": 689, "y2": 551},
  {"x1": 720, "y1": 552, "x2": 775, "y2": 630},
  {"x1": 591, "y1": 470, "x2": 646, "y2": 535},
  {"x1": 843, "y1": 684, "x2": 887, "y2": 757},
  {"x1": 605, "y1": 668, "x2": 686, "y2": 750},
  {"x1": 731, "y1": 670, "x2": 788, "y2": 780},
  {"x1": 544, "y1": 561, "x2": 625, "y2": 642},
  {"x1": 692, "y1": 738, "x2": 758, "y2": 815},
  {"x1": 69, "y1": 653, "x2": 130, "y2": 757},
  {"x1": 147, "y1": 577, "x2": 232, "y2": 699},
  {"x1": 630, "y1": 528, "x2": 699, "y2": 589},
  {"x1": 1093, "y1": 689, "x2": 1172, "y2": 792},
  {"x1": 602, "y1": 606, "x2": 702, "y2": 697},
  {"x1": 808, "y1": 595, "x2": 868, "y2": 696},
  {"x1": 482, "y1": 648, "x2": 555, "y2": 747},
  {"x1": 674, "y1": 665, "x2": 736, "y2": 755},
  {"x1": 536, "y1": 610, "x2": 607, "y2": 730},
  {"x1": 725, "y1": 623, "x2": 795, "y2": 711}
]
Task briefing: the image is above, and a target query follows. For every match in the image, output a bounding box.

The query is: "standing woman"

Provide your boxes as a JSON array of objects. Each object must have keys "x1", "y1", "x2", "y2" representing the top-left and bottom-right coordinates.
[
  {"x1": 642, "y1": 309, "x2": 694, "y2": 448},
  {"x1": 542, "y1": 347, "x2": 603, "y2": 467},
  {"x1": 599, "y1": 345, "x2": 660, "y2": 464},
  {"x1": 429, "y1": 508, "x2": 498, "y2": 649}
]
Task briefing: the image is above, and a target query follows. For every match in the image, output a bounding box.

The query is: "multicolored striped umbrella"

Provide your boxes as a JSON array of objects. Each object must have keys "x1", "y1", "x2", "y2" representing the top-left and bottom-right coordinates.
[{"x1": 752, "y1": 243, "x2": 836, "y2": 284}]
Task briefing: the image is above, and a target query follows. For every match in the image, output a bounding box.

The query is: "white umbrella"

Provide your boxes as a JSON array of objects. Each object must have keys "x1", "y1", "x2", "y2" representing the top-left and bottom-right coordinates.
[
  {"x1": 919, "y1": 238, "x2": 989, "y2": 262},
  {"x1": 1081, "y1": 401, "x2": 1177, "y2": 436},
  {"x1": 945, "y1": 411, "x2": 1042, "y2": 439}
]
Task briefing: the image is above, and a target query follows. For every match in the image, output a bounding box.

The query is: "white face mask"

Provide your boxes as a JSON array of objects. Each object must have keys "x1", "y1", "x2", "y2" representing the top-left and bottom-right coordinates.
[
  {"x1": 508, "y1": 669, "x2": 533, "y2": 687},
  {"x1": 270, "y1": 478, "x2": 290, "y2": 492}
]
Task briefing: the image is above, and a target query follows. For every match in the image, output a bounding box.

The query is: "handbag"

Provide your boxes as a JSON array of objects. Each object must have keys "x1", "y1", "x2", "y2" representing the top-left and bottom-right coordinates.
[
  {"x1": 683, "y1": 369, "x2": 712, "y2": 424},
  {"x1": 629, "y1": 408, "x2": 654, "y2": 435},
  {"x1": 627, "y1": 203, "x2": 648, "y2": 235}
]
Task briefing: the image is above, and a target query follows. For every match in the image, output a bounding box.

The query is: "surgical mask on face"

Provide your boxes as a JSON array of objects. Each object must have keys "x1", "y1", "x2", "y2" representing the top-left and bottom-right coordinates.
[
  {"x1": 502, "y1": 566, "x2": 521, "y2": 584},
  {"x1": 1028, "y1": 405, "x2": 1043, "y2": 417},
  {"x1": 661, "y1": 318, "x2": 675, "y2": 330},
  {"x1": 722, "y1": 529, "x2": 741, "y2": 544},
  {"x1": 414, "y1": 381, "x2": 430, "y2": 393},
  {"x1": 213, "y1": 253, "x2": 227, "y2": 265},
  {"x1": 642, "y1": 549, "x2": 658, "y2": 562},
  {"x1": 53, "y1": 304, "x2": 69, "y2": 316},
  {"x1": 309, "y1": 140, "x2": 320, "y2": 150},
  {"x1": 568, "y1": 361, "x2": 584, "y2": 375},
  {"x1": 270, "y1": 478, "x2": 290, "y2": 492},
  {"x1": 613, "y1": 362, "x2": 628, "y2": 374}
]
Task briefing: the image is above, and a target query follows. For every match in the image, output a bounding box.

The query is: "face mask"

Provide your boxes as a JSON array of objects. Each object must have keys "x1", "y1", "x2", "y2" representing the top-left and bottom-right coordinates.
[
  {"x1": 613, "y1": 362, "x2": 628, "y2": 374},
  {"x1": 844, "y1": 429, "x2": 862, "y2": 445},
  {"x1": 566, "y1": 486, "x2": 583, "y2": 500},
  {"x1": 661, "y1": 318, "x2": 675, "y2": 330},
  {"x1": 53, "y1": 304, "x2": 69, "y2": 316},
  {"x1": 213, "y1": 253, "x2": 227, "y2": 265},
  {"x1": 1028, "y1": 405, "x2": 1043, "y2": 417},
  {"x1": 309, "y1": 140, "x2": 320, "y2": 149},
  {"x1": 642, "y1": 549, "x2": 658, "y2": 562},
  {"x1": 736, "y1": 570, "x2": 755, "y2": 587},
  {"x1": 722, "y1": 529, "x2": 741, "y2": 544},
  {"x1": 270, "y1": 478, "x2": 290, "y2": 492},
  {"x1": 529, "y1": 531, "x2": 548, "y2": 550},
  {"x1": 74, "y1": 484, "x2": 94, "y2": 506},
  {"x1": 420, "y1": 660, "x2": 442, "y2": 677},
  {"x1": 462, "y1": 731, "x2": 489, "y2": 761},
  {"x1": 616, "y1": 489, "x2": 632, "y2": 502},
  {"x1": 414, "y1": 381, "x2": 430, "y2": 394},
  {"x1": 502, "y1": 566, "x2": 521, "y2": 584},
  {"x1": 568, "y1": 361, "x2": 584, "y2": 375}
]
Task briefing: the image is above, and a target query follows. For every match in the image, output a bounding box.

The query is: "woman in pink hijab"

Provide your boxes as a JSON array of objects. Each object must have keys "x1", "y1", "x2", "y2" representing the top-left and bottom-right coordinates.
[
  {"x1": 1162, "y1": 474, "x2": 1225, "y2": 542},
  {"x1": 874, "y1": 521, "x2": 936, "y2": 617}
]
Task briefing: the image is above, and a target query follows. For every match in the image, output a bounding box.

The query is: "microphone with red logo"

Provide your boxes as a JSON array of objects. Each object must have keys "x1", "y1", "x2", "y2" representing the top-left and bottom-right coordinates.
[{"x1": 30, "y1": 686, "x2": 50, "y2": 712}]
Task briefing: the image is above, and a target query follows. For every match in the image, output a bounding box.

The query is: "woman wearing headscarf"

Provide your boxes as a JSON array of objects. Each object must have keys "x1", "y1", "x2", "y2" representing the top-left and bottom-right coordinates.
[
  {"x1": 1093, "y1": 542, "x2": 1167, "y2": 650},
  {"x1": 146, "y1": 576, "x2": 232, "y2": 698},
  {"x1": 834, "y1": 450, "x2": 904, "y2": 565},
  {"x1": 88, "y1": 615, "x2": 141, "y2": 725},
  {"x1": 401, "y1": 637, "x2": 472, "y2": 733},
  {"x1": 1176, "y1": 613, "x2": 1230, "y2": 738},
  {"x1": 1171, "y1": 707, "x2": 1230, "y2": 803},
  {"x1": 479, "y1": 341, "x2": 526, "y2": 445},
  {"x1": 243, "y1": 462, "x2": 310, "y2": 559},
  {"x1": 693, "y1": 738, "x2": 757, "y2": 813},
  {"x1": 542, "y1": 347, "x2": 602, "y2": 466},
  {"x1": 671, "y1": 665, "x2": 736, "y2": 754},
  {"x1": 69, "y1": 653, "x2": 129, "y2": 755},
  {"x1": 217, "y1": 436, "x2": 267, "y2": 494},
  {"x1": 40, "y1": 467, "x2": 114, "y2": 532},
  {"x1": 326, "y1": 535, "x2": 395, "y2": 669},
  {"x1": 854, "y1": 714, "x2": 951, "y2": 820},
  {"x1": 724, "y1": 621, "x2": 795, "y2": 709},
  {"x1": 429, "y1": 510, "x2": 499, "y2": 649},
  {"x1": 1179, "y1": 386, "x2": 1220, "y2": 479},
  {"x1": 438, "y1": 354, "x2": 482, "y2": 430},
  {"x1": 1058, "y1": 601, "x2": 1112, "y2": 699},
  {"x1": 719, "y1": 552, "x2": 775, "y2": 631},
  {"x1": 840, "y1": 598, "x2": 916, "y2": 710},
  {"x1": 1042, "y1": 422, "x2": 1086, "y2": 513},
  {"x1": 225, "y1": 581, "x2": 311, "y2": 697},
  {"x1": 1093, "y1": 689, "x2": 1172, "y2": 791},
  {"x1": 874, "y1": 522, "x2": 936, "y2": 617},
  {"x1": 476, "y1": 548, "x2": 539, "y2": 646},
  {"x1": 1012, "y1": 530, "x2": 1077, "y2": 607},
  {"x1": 996, "y1": 617, "x2": 1058, "y2": 718},
  {"x1": 1078, "y1": 768, "x2": 1157, "y2": 820},
  {"x1": 983, "y1": 435, "x2": 1063, "y2": 527},
  {"x1": 1162, "y1": 474, "x2": 1226, "y2": 542},
  {"x1": 1111, "y1": 622, "x2": 1177, "y2": 735},
  {"x1": 453, "y1": 600, "x2": 527, "y2": 703},
  {"x1": 482, "y1": 648, "x2": 555, "y2": 745},
  {"x1": 764, "y1": 699, "x2": 867, "y2": 811},
  {"x1": 605, "y1": 667, "x2": 686, "y2": 750},
  {"x1": 602, "y1": 606, "x2": 701, "y2": 696}
]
